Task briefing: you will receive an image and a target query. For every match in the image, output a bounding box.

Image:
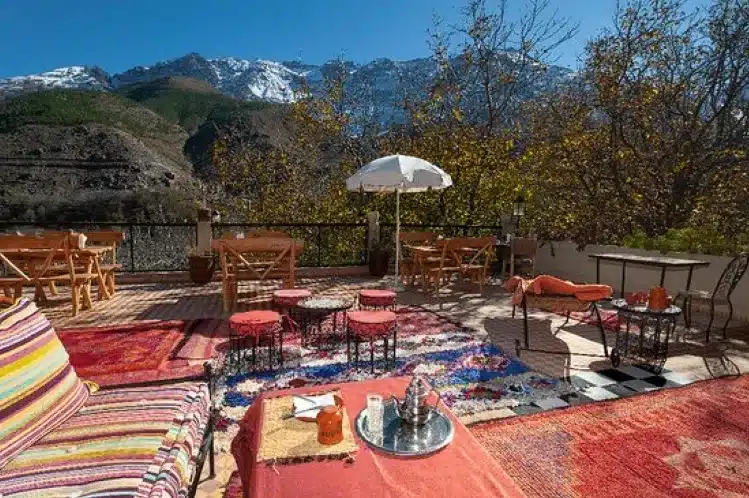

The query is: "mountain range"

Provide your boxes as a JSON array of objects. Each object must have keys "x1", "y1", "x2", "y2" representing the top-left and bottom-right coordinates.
[
  {"x1": 0, "y1": 52, "x2": 575, "y2": 223},
  {"x1": 0, "y1": 52, "x2": 575, "y2": 125}
]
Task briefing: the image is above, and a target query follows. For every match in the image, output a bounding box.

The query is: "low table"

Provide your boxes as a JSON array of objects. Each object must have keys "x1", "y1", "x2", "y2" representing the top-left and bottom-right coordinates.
[
  {"x1": 296, "y1": 297, "x2": 353, "y2": 348},
  {"x1": 230, "y1": 377, "x2": 525, "y2": 498},
  {"x1": 610, "y1": 299, "x2": 681, "y2": 372}
]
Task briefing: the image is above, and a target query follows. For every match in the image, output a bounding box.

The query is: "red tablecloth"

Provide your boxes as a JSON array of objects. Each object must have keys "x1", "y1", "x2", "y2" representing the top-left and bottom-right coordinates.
[{"x1": 231, "y1": 377, "x2": 525, "y2": 498}]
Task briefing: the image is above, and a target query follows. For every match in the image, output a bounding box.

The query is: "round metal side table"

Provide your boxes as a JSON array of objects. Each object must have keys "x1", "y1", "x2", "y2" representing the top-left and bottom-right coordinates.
[
  {"x1": 610, "y1": 299, "x2": 681, "y2": 373},
  {"x1": 296, "y1": 297, "x2": 353, "y2": 349}
]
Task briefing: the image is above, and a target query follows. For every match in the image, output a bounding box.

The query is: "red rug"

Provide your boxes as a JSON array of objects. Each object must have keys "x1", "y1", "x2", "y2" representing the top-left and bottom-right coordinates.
[
  {"x1": 470, "y1": 375, "x2": 749, "y2": 497},
  {"x1": 58, "y1": 319, "x2": 228, "y2": 387},
  {"x1": 562, "y1": 307, "x2": 620, "y2": 331}
]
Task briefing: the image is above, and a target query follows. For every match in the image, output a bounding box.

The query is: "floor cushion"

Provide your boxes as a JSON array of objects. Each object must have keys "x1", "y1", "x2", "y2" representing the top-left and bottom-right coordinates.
[
  {"x1": 0, "y1": 298, "x2": 90, "y2": 469},
  {"x1": 0, "y1": 381, "x2": 210, "y2": 497}
]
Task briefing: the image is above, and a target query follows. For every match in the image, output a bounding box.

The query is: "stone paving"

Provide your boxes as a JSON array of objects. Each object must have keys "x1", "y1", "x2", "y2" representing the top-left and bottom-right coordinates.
[{"x1": 33, "y1": 277, "x2": 749, "y2": 497}]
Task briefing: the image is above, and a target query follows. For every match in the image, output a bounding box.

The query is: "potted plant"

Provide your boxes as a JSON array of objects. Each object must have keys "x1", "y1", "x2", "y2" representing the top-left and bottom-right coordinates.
[
  {"x1": 368, "y1": 239, "x2": 391, "y2": 277},
  {"x1": 187, "y1": 246, "x2": 215, "y2": 285}
]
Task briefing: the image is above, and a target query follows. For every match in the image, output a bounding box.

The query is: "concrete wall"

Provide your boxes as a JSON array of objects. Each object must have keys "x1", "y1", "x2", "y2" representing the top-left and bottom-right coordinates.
[{"x1": 535, "y1": 242, "x2": 749, "y2": 321}]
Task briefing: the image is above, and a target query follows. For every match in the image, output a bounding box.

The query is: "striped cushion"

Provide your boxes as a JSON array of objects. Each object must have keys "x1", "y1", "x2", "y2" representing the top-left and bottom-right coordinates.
[
  {"x1": 0, "y1": 382, "x2": 210, "y2": 497},
  {"x1": 0, "y1": 298, "x2": 89, "y2": 469}
]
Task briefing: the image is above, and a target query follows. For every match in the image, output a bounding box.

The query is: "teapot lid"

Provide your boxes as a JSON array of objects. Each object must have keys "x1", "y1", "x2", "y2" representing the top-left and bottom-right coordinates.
[{"x1": 406, "y1": 375, "x2": 431, "y2": 395}]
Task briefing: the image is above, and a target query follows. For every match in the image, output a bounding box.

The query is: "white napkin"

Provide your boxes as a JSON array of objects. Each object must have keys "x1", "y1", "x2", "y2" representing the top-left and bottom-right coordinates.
[{"x1": 292, "y1": 393, "x2": 336, "y2": 420}]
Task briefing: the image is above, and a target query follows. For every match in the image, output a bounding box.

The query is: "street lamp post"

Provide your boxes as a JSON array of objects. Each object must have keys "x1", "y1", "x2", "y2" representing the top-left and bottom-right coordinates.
[{"x1": 513, "y1": 195, "x2": 525, "y2": 234}]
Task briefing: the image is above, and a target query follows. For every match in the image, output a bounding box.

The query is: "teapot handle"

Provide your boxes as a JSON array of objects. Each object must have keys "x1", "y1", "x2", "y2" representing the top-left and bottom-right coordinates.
[{"x1": 421, "y1": 378, "x2": 441, "y2": 409}]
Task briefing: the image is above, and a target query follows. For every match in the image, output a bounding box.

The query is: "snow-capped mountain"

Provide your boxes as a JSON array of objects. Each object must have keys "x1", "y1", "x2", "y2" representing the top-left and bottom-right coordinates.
[
  {"x1": 0, "y1": 66, "x2": 110, "y2": 96},
  {"x1": 0, "y1": 52, "x2": 575, "y2": 124}
]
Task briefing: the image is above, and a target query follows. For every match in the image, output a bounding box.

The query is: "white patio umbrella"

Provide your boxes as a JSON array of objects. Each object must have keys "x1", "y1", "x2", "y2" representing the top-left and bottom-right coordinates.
[{"x1": 346, "y1": 154, "x2": 453, "y2": 285}]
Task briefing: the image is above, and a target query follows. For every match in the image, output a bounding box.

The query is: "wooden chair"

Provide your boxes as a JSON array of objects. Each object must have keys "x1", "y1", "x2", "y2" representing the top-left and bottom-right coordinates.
[
  {"x1": 0, "y1": 233, "x2": 95, "y2": 316},
  {"x1": 398, "y1": 231, "x2": 436, "y2": 285},
  {"x1": 508, "y1": 236, "x2": 538, "y2": 277},
  {"x1": 81, "y1": 231, "x2": 125, "y2": 297},
  {"x1": 425, "y1": 237, "x2": 496, "y2": 293},
  {"x1": 212, "y1": 237, "x2": 304, "y2": 312}
]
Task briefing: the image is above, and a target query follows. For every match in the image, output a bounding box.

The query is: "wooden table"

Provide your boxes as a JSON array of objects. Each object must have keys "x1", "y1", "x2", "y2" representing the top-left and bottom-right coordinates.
[
  {"x1": 231, "y1": 377, "x2": 525, "y2": 498},
  {"x1": 589, "y1": 253, "x2": 710, "y2": 298},
  {"x1": 3, "y1": 246, "x2": 114, "y2": 301}
]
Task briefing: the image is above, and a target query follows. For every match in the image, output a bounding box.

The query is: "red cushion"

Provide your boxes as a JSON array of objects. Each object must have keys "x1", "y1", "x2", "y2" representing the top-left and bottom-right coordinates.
[
  {"x1": 273, "y1": 289, "x2": 312, "y2": 307},
  {"x1": 360, "y1": 289, "x2": 396, "y2": 299},
  {"x1": 273, "y1": 289, "x2": 312, "y2": 299},
  {"x1": 359, "y1": 289, "x2": 396, "y2": 307},
  {"x1": 229, "y1": 311, "x2": 281, "y2": 336}
]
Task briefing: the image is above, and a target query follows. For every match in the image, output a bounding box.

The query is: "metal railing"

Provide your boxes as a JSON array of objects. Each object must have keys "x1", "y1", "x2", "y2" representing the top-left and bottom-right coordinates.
[{"x1": 0, "y1": 221, "x2": 503, "y2": 272}]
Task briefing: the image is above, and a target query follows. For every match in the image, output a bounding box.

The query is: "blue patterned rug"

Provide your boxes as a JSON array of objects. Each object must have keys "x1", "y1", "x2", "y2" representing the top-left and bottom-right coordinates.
[{"x1": 215, "y1": 307, "x2": 574, "y2": 440}]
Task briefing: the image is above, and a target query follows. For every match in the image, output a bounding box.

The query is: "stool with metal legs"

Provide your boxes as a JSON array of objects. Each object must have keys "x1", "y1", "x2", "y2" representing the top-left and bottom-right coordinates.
[
  {"x1": 229, "y1": 310, "x2": 283, "y2": 373},
  {"x1": 358, "y1": 289, "x2": 397, "y2": 311},
  {"x1": 346, "y1": 310, "x2": 397, "y2": 373}
]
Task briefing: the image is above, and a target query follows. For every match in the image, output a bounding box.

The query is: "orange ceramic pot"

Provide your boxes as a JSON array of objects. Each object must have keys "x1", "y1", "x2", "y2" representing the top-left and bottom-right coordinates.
[
  {"x1": 316, "y1": 396, "x2": 344, "y2": 445},
  {"x1": 648, "y1": 287, "x2": 669, "y2": 310}
]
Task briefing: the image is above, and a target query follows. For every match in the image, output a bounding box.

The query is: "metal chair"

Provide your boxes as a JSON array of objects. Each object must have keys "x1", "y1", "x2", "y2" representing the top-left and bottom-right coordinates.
[
  {"x1": 676, "y1": 252, "x2": 748, "y2": 341},
  {"x1": 508, "y1": 236, "x2": 538, "y2": 277}
]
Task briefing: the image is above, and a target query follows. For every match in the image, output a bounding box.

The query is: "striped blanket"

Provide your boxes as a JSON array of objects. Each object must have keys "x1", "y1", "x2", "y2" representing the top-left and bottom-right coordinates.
[{"x1": 0, "y1": 382, "x2": 210, "y2": 498}]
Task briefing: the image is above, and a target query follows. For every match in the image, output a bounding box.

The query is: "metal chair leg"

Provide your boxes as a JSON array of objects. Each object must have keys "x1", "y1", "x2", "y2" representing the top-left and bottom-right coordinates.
[
  {"x1": 723, "y1": 300, "x2": 733, "y2": 338},
  {"x1": 706, "y1": 300, "x2": 715, "y2": 342},
  {"x1": 512, "y1": 305, "x2": 516, "y2": 318}
]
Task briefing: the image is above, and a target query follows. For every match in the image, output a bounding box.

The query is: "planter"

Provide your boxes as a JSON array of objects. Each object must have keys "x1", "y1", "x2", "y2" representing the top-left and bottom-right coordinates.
[
  {"x1": 368, "y1": 249, "x2": 390, "y2": 277},
  {"x1": 188, "y1": 255, "x2": 215, "y2": 285}
]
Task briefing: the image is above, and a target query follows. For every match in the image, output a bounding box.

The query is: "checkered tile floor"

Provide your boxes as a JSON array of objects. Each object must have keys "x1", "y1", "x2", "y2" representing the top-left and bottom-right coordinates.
[{"x1": 508, "y1": 364, "x2": 699, "y2": 416}]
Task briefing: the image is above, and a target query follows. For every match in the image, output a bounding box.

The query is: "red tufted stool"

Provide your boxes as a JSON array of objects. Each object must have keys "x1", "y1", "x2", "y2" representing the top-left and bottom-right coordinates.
[
  {"x1": 346, "y1": 310, "x2": 397, "y2": 373},
  {"x1": 229, "y1": 310, "x2": 283, "y2": 373},
  {"x1": 272, "y1": 288, "x2": 312, "y2": 308},
  {"x1": 272, "y1": 289, "x2": 311, "y2": 336},
  {"x1": 358, "y1": 289, "x2": 396, "y2": 311}
]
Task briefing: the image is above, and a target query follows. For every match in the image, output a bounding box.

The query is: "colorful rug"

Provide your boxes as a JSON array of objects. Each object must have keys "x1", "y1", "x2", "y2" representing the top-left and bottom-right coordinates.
[
  {"x1": 215, "y1": 307, "x2": 575, "y2": 497},
  {"x1": 59, "y1": 319, "x2": 228, "y2": 387},
  {"x1": 470, "y1": 375, "x2": 749, "y2": 498}
]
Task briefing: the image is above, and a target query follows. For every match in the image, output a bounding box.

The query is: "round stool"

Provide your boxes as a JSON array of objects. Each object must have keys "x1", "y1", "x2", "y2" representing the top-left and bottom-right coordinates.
[
  {"x1": 358, "y1": 289, "x2": 396, "y2": 310},
  {"x1": 346, "y1": 310, "x2": 397, "y2": 373},
  {"x1": 272, "y1": 289, "x2": 312, "y2": 308},
  {"x1": 229, "y1": 310, "x2": 283, "y2": 373}
]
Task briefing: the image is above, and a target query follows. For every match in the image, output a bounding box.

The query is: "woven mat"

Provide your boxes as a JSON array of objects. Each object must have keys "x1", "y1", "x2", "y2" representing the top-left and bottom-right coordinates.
[{"x1": 257, "y1": 391, "x2": 359, "y2": 463}]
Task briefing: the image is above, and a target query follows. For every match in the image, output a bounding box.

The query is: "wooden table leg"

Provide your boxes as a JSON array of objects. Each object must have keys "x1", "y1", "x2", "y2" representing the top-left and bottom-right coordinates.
[{"x1": 92, "y1": 256, "x2": 111, "y2": 300}]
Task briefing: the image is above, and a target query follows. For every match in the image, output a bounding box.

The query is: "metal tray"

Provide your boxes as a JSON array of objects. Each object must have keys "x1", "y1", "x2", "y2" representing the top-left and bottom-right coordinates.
[{"x1": 355, "y1": 399, "x2": 454, "y2": 457}]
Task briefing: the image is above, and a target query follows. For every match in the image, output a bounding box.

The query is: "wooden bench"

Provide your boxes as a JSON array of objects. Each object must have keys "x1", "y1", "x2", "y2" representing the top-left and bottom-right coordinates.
[
  {"x1": 212, "y1": 237, "x2": 304, "y2": 312},
  {"x1": 81, "y1": 231, "x2": 125, "y2": 297}
]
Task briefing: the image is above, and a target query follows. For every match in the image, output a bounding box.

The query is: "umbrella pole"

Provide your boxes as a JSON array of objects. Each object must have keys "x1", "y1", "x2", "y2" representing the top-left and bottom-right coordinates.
[{"x1": 395, "y1": 188, "x2": 400, "y2": 286}]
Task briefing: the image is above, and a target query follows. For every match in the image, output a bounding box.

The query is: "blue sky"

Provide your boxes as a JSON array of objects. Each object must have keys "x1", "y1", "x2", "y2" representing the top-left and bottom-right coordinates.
[{"x1": 0, "y1": 0, "x2": 708, "y2": 78}]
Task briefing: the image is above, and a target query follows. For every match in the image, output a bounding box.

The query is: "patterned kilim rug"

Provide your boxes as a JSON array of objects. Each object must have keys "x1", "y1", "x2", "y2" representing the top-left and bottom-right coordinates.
[
  {"x1": 215, "y1": 306, "x2": 576, "y2": 497},
  {"x1": 59, "y1": 319, "x2": 229, "y2": 387},
  {"x1": 470, "y1": 375, "x2": 749, "y2": 498}
]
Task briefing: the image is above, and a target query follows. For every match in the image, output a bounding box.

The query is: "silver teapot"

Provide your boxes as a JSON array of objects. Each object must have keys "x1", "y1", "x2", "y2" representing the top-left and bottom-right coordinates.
[{"x1": 390, "y1": 375, "x2": 441, "y2": 426}]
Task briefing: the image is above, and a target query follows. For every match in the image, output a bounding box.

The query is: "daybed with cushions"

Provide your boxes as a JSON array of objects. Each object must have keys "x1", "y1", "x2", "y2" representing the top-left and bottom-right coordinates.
[{"x1": 0, "y1": 298, "x2": 216, "y2": 497}]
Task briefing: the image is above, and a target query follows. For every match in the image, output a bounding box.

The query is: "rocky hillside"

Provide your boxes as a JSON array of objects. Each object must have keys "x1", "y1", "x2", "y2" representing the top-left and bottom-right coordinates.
[{"x1": 0, "y1": 88, "x2": 199, "y2": 221}]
